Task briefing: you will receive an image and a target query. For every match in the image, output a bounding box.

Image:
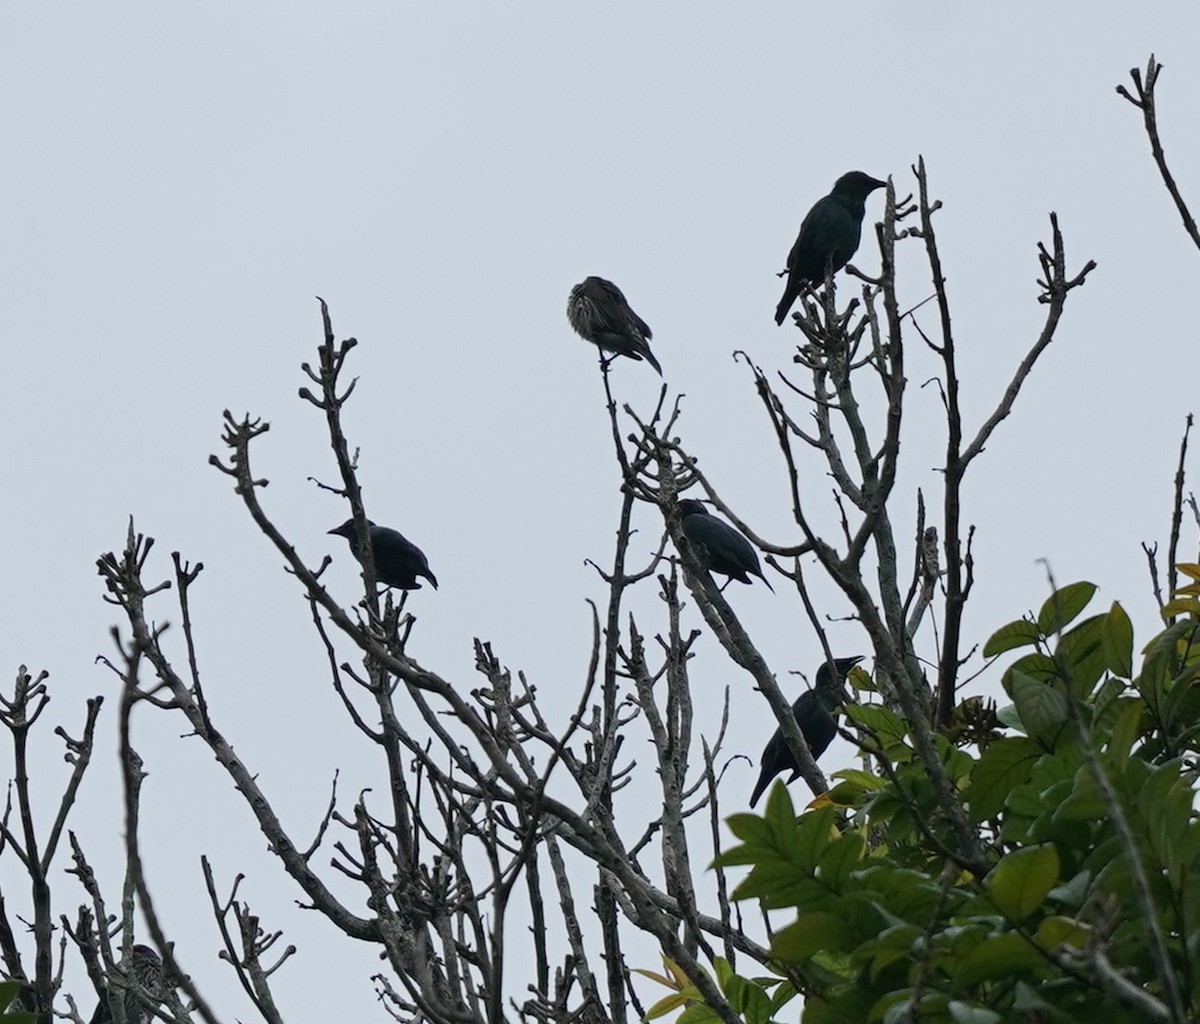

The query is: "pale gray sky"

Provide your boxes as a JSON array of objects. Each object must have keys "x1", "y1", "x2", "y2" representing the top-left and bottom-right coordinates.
[{"x1": 2, "y1": 4, "x2": 1198, "y2": 1021}]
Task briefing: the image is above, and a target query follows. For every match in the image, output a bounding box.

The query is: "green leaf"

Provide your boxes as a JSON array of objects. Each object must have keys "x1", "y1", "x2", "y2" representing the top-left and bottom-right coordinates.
[
  {"x1": 953, "y1": 932, "x2": 1043, "y2": 987},
  {"x1": 645, "y1": 993, "x2": 691, "y2": 1020},
  {"x1": 678, "y1": 1004, "x2": 721, "y2": 1024},
  {"x1": 1139, "y1": 760, "x2": 1193, "y2": 881},
  {"x1": 1035, "y1": 915, "x2": 1090, "y2": 949},
  {"x1": 1142, "y1": 618, "x2": 1198, "y2": 661},
  {"x1": 830, "y1": 768, "x2": 886, "y2": 792},
  {"x1": 826, "y1": 772, "x2": 883, "y2": 807},
  {"x1": 1162, "y1": 661, "x2": 1200, "y2": 729},
  {"x1": 723, "y1": 813, "x2": 772, "y2": 847},
  {"x1": 1037, "y1": 581, "x2": 1097, "y2": 635},
  {"x1": 844, "y1": 704, "x2": 907, "y2": 741},
  {"x1": 858, "y1": 923, "x2": 923, "y2": 981},
  {"x1": 1053, "y1": 764, "x2": 1107, "y2": 821},
  {"x1": 770, "y1": 912, "x2": 854, "y2": 960},
  {"x1": 1008, "y1": 672, "x2": 1068, "y2": 748},
  {"x1": 880, "y1": 991, "x2": 949, "y2": 1024},
  {"x1": 0, "y1": 983, "x2": 34, "y2": 1024},
  {"x1": 662, "y1": 956, "x2": 693, "y2": 989},
  {"x1": 857, "y1": 867, "x2": 944, "y2": 924},
  {"x1": 1091, "y1": 674, "x2": 1128, "y2": 723},
  {"x1": 994, "y1": 703, "x2": 1025, "y2": 733},
  {"x1": 948, "y1": 1002, "x2": 1002, "y2": 1024},
  {"x1": 804, "y1": 988, "x2": 876, "y2": 1024},
  {"x1": 1011, "y1": 981, "x2": 1054, "y2": 1013},
  {"x1": 1102, "y1": 601, "x2": 1134, "y2": 677},
  {"x1": 1058, "y1": 615, "x2": 1109, "y2": 698},
  {"x1": 725, "y1": 975, "x2": 774, "y2": 1024},
  {"x1": 1047, "y1": 869, "x2": 1090, "y2": 908},
  {"x1": 1161, "y1": 596, "x2": 1200, "y2": 618},
  {"x1": 764, "y1": 781, "x2": 797, "y2": 835},
  {"x1": 631, "y1": 968, "x2": 679, "y2": 989},
  {"x1": 1105, "y1": 700, "x2": 1143, "y2": 768},
  {"x1": 965, "y1": 736, "x2": 1040, "y2": 821},
  {"x1": 767, "y1": 979, "x2": 797, "y2": 1015},
  {"x1": 792, "y1": 805, "x2": 836, "y2": 872},
  {"x1": 732, "y1": 871, "x2": 829, "y2": 909},
  {"x1": 712, "y1": 957, "x2": 733, "y2": 989},
  {"x1": 984, "y1": 618, "x2": 1042, "y2": 657},
  {"x1": 986, "y1": 844, "x2": 1059, "y2": 920},
  {"x1": 817, "y1": 831, "x2": 865, "y2": 889},
  {"x1": 1005, "y1": 651, "x2": 1059, "y2": 682}
]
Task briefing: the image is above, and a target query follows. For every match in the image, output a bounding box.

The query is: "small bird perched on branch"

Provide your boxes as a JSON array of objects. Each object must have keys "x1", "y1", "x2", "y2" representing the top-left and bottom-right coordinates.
[
  {"x1": 749, "y1": 655, "x2": 864, "y2": 807},
  {"x1": 567, "y1": 276, "x2": 662, "y2": 375},
  {"x1": 677, "y1": 499, "x2": 773, "y2": 592},
  {"x1": 88, "y1": 944, "x2": 167, "y2": 1024},
  {"x1": 329, "y1": 519, "x2": 439, "y2": 590},
  {"x1": 775, "y1": 171, "x2": 887, "y2": 325}
]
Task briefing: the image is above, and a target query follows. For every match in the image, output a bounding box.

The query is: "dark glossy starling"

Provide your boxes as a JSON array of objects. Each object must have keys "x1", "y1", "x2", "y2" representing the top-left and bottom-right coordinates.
[
  {"x1": 749, "y1": 655, "x2": 864, "y2": 807},
  {"x1": 567, "y1": 276, "x2": 662, "y2": 375},
  {"x1": 678, "y1": 499, "x2": 773, "y2": 592},
  {"x1": 329, "y1": 519, "x2": 438, "y2": 591},
  {"x1": 775, "y1": 171, "x2": 887, "y2": 325},
  {"x1": 88, "y1": 944, "x2": 166, "y2": 1024}
]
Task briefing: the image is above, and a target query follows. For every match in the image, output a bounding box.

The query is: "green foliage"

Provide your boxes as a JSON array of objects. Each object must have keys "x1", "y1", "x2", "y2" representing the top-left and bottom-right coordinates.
[
  {"x1": 0, "y1": 982, "x2": 36, "y2": 1024},
  {"x1": 645, "y1": 583, "x2": 1200, "y2": 1023},
  {"x1": 635, "y1": 956, "x2": 790, "y2": 1024}
]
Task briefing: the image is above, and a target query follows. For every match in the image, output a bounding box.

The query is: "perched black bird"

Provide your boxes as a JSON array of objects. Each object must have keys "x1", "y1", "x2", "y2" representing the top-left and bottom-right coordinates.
[
  {"x1": 89, "y1": 944, "x2": 167, "y2": 1024},
  {"x1": 678, "y1": 499, "x2": 774, "y2": 592},
  {"x1": 567, "y1": 276, "x2": 662, "y2": 375},
  {"x1": 775, "y1": 171, "x2": 887, "y2": 325},
  {"x1": 749, "y1": 655, "x2": 864, "y2": 807},
  {"x1": 329, "y1": 519, "x2": 438, "y2": 591}
]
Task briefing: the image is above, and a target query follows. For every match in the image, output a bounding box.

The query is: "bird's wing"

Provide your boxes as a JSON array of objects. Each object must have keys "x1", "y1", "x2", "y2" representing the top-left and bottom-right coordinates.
[
  {"x1": 788, "y1": 196, "x2": 855, "y2": 279},
  {"x1": 626, "y1": 305, "x2": 652, "y2": 341},
  {"x1": 708, "y1": 518, "x2": 761, "y2": 575},
  {"x1": 685, "y1": 516, "x2": 760, "y2": 582},
  {"x1": 592, "y1": 278, "x2": 651, "y2": 340},
  {"x1": 800, "y1": 198, "x2": 862, "y2": 278},
  {"x1": 777, "y1": 196, "x2": 842, "y2": 324},
  {"x1": 793, "y1": 690, "x2": 838, "y2": 760}
]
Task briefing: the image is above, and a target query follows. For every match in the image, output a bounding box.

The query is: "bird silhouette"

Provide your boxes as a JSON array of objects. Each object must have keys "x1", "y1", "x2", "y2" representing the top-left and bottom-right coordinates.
[
  {"x1": 88, "y1": 944, "x2": 167, "y2": 1024},
  {"x1": 678, "y1": 499, "x2": 773, "y2": 592},
  {"x1": 567, "y1": 276, "x2": 662, "y2": 374},
  {"x1": 749, "y1": 655, "x2": 864, "y2": 807},
  {"x1": 775, "y1": 171, "x2": 886, "y2": 325},
  {"x1": 329, "y1": 519, "x2": 438, "y2": 590}
]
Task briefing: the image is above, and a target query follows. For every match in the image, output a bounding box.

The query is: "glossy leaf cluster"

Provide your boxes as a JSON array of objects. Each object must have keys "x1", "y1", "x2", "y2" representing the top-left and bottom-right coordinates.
[{"x1": 654, "y1": 580, "x2": 1200, "y2": 1023}]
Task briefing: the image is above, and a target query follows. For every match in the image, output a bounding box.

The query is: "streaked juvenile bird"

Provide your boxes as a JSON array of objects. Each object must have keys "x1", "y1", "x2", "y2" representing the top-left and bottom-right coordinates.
[
  {"x1": 678, "y1": 499, "x2": 773, "y2": 592},
  {"x1": 775, "y1": 171, "x2": 887, "y2": 325},
  {"x1": 88, "y1": 944, "x2": 167, "y2": 1024},
  {"x1": 567, "y1": 276, "x2": 662, "y2": 375},
  {"x1": 749, "y1": 655, "x2": 864, "y2": 807},
  {"x1": 329, "y1": 519, "x2": 438, "y2": 590}
]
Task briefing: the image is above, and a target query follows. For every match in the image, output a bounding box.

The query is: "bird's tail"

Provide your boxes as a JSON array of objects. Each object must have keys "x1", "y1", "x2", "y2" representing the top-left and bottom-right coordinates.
[
  {"x1": 643, "y1": 347, "x2": 664, "y2": 376},
  {"x1": 774, "y1": 287, "x2": 796, "y2": 326},
  {"x1": 748, "y1": 773, "x2": 770, "y2": 808}
]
